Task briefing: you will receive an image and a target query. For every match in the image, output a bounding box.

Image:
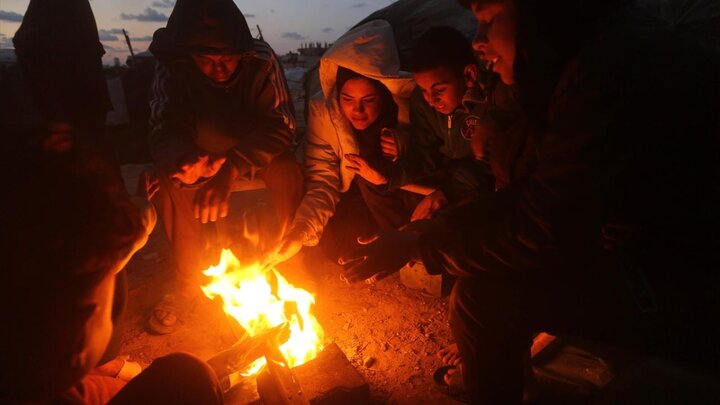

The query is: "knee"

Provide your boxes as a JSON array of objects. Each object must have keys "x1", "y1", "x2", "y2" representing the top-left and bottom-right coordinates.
[{"x1": 265, "y1": 152, "x2": 303, "y2": 183}]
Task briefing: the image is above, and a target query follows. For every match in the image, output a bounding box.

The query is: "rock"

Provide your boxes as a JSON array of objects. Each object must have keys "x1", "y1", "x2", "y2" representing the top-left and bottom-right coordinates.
[{"x1": 363, "y1": 357, "x2": 376, "y2": 368}]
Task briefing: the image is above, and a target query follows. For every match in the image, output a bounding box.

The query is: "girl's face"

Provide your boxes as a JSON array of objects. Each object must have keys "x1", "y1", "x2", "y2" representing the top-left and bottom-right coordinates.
[
  {"x1": 471, "y1": 0, "x2": 517, "y2": 85},
  {"x1": 339, "y1": 77, "x2": 383, "y2": 130}
]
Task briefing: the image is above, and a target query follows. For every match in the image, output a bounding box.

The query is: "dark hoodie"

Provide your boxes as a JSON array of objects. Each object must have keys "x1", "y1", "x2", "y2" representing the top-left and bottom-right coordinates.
[{"x1": 148, "y1": 0, "x2": 295, "y2": 175}]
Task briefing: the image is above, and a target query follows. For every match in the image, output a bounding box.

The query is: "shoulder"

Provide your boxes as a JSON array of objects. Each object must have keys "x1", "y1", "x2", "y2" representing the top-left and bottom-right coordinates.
[{"x1": 250, "y1": 39, "x2": 280, "y2": 65}]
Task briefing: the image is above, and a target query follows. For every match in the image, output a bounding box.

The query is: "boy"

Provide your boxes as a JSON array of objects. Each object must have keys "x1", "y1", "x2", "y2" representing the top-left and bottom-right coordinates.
[{"x1": 147, "y1": 0, "x2": 303, "y2": 333}]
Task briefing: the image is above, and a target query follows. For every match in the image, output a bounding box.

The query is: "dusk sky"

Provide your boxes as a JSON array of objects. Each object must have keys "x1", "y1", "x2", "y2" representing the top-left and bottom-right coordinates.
[{"x1": 0, "y1": 0, "x2": 397, "y2": 64}]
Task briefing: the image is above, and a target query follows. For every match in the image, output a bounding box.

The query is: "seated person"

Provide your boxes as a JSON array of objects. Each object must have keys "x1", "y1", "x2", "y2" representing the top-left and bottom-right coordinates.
[
  {"x1": 0, "y1": 133, "x2": 222, "y2": 404},
  {"x1": 147, "y1": 0, "x2": 302, "y2": 334},
  {"x1": 265, "y1": 20, "x2": 421, "y2": 266},
  {"x1": 387, "y1": 26, "x2": 520, "y2": 220}
]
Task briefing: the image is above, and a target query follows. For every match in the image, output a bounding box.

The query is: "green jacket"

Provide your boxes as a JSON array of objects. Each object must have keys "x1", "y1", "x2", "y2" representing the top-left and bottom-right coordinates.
[{"x1": 386, "y1": 78, "x2": 518, "y2": 201}]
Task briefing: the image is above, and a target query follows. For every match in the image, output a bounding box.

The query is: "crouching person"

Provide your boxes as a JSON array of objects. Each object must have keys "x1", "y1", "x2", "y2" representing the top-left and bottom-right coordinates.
[
  {"x1": 264, "y1": 20, "x2": 421, "y2": 267},
  {"x1": 0, "y1": 133, "x2": 223, "y2": 404},
  {"x1": 147, "y1": 0, "x2": 302, "y2": 334}
]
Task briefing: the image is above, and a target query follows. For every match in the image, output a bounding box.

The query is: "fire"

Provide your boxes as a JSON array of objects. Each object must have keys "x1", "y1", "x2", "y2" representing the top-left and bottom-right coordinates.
[{"x1": 201, "y1": 249, "x2": 324, "y2": 376}]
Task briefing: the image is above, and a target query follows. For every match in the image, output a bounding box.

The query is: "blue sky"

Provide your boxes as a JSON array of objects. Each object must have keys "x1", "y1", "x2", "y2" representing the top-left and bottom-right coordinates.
[{"x1": 0, "y1": 0, "x2": 396, "y2": 64}]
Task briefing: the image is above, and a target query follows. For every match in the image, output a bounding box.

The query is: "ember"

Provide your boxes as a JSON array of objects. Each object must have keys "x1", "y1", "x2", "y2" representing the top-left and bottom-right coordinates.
[{"x1": 201, "y1": 249, "x2": 325, "y2": 376}]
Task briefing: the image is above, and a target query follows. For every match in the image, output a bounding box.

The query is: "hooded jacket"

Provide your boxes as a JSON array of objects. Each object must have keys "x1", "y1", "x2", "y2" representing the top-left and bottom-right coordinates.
[
  {"x1": 148, "y1": 0, "x2": 295, "y2": 176},
  {"x1": 292, "y1": 20, "x2": 416, "y2": 245}
]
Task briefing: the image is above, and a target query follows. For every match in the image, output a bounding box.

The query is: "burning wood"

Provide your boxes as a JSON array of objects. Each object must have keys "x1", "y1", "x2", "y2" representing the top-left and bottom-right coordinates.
[
  {"x1": 201, "y1": 249, "x2": 325, "y2": 377},
  {"x1": 206, "y1": 323, "x2": 290, "y2": 392}
]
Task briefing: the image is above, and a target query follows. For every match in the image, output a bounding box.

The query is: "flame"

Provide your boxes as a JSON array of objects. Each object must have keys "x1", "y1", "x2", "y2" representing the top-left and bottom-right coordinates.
[{"x1": 201, "y1": 249, "x2": 324, "y2": 376}]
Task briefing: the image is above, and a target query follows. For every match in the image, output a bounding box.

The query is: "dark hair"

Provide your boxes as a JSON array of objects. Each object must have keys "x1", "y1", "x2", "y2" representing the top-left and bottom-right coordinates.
[
  {"x1": 335, "y1": 67, "x2": 398, "y2": 126},
  {"x1": 409, "y1": 26, "x2": 475, "y2": 74}
]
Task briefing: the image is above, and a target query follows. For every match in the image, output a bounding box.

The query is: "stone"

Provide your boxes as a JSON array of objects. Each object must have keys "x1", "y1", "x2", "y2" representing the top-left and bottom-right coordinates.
[{"x1": 293, "y1": 343, "x2": 370, "y2": 404}]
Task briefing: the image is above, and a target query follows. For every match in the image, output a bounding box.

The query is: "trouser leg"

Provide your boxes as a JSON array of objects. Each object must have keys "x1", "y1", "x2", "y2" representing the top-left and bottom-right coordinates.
[
  {"x1": 152, "y1": 174, "x2": 205, "y2": 297},
  {"x1": 261, "y1": 151, "x2": 304, "y2": 235},
  {"x1": 449, "y1": 276, "x2": 530, "y2": 404},
  {"x1": 355, "y1": 177, "x2": 418, "y2": 230},
  {"x1": 108, "y1": 353, "x2": 223, "y2": 405}
]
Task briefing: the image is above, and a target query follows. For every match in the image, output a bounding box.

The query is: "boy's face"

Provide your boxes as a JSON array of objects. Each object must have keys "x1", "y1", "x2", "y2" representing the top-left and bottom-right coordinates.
[
  {"x1": 471, "y1": 0, "x2": 517, "y2": 85},
  {"x1": 191, "y1": 54, "x2": 242, "y2": 83},
  {"x1": 413, "y1": 66, "x2": 468, "y2": 115}
]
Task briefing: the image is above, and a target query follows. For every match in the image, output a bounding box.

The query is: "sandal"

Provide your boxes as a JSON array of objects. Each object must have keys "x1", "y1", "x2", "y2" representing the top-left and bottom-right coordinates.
[
  {"x1": 147, "y1": 293, "x2": 191, "y2": 335},
  {"x1": 433, "y1": 365, "x2": 468, "y2": 403}
]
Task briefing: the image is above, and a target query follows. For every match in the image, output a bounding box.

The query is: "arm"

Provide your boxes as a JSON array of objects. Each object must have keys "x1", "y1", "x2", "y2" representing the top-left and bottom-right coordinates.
[
  {"x1": 291, "y1": 100, "x2": 342, "y2": 246},
  {"x1": 148, "y1": 63, "x2": 197, "y2": 170},
  {"x1": 227, "y1": 42, "x2": 296, "y2": 175},
  {"x1": 385, "y1": 91, "x2": 446, "y2": 189}
]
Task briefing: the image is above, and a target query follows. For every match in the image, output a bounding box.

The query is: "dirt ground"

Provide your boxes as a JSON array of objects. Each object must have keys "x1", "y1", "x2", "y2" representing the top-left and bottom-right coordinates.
[
  {"x1": 117, "y1": 165, "x2": 720, "y2": 405},
  {"x1": 118, "y1": 165, "x2": 462, "y2": 405}
]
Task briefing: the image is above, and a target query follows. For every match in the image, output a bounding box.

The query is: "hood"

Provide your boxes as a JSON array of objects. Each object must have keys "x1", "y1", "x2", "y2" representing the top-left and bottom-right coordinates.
[
  {"x1": 149, "y1": 0, "x2": 254, "y2": 63},
  {"x1": 319, "y1": 20, "x2": 416, "y2": 126}
]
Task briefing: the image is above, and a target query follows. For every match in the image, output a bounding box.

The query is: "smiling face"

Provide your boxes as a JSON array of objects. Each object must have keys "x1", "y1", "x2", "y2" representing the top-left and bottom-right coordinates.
[
  {"x1": 191, "y1": 54, "x2": 242, "y2": 83},
  {"x1": 413, "y1": 66, "x2": 468, "y2": 115},
  {"x1": 471, "y1": 0, "x2": 517, "y2": 85},
  {"x1": 339, "y1": 77, "x2": 383, "y2": 131}
]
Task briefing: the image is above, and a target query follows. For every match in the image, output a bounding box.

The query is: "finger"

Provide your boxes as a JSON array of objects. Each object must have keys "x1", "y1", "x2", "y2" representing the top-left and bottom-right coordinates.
[
  {"x1": 337, "y1": 254, "x2": 366, "y2": 266},
  {"x1": 193, "y1": 196, "x2": 201, "y2": 220},
  {"x1": 208, "y1": 200, "x2": 219, "y2": 223},
  {"x1": 345, "y1": 165, "x2": 360, "y2": 172},
  {"x1": 199, "y1": 192, "x2": 211, "y2": 224},
  {"x1": 219, "y1": 200, "x2": 229, "y2": 219},
  {"x1": 357, "y1": 234, "x2": 379, "y2": 245}
]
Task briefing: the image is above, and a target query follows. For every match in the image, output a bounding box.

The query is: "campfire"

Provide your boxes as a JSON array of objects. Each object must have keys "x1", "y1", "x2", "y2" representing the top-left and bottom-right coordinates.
[{"x1": 201, "y1": 248, "x2": 325, "y2": 377}]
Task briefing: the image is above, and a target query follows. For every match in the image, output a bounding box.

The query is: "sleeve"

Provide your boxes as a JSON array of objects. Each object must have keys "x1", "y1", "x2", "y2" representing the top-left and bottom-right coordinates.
[
  {"x1": 227, "y1": 42, "x2": 296, "y2": 174},
  {"x1": 385, "y1": 91, "x2": 446, "y2": 189},
  {"x1": 148, "y1": 63, "x2": 198, "y2": 168},
  {"x1": 290, "y1": 100, "x2": 342, "y2": 246},
  {"x1": 418, "y1": 64, "x2": 617, "y2": 278}
]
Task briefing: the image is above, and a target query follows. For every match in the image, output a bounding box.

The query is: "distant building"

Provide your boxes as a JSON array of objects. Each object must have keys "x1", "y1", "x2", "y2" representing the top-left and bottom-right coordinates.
[{"x1": 280, "y1": 42, "x2": 331, "y2": 70}]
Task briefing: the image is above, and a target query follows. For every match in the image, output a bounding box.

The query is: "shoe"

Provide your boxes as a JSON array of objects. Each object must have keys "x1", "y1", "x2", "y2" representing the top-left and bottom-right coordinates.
[{"x1": 147, "y1": 293, "x2": 192, "y2": 335}]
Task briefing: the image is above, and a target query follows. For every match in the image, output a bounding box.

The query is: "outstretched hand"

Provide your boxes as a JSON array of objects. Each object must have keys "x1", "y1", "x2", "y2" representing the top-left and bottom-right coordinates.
[
  {"x1": 339, "y1": 229, "x2": 420, "y2": 283},
  {"x1": 171, "y1": 152, "x2": 227, "y2": 185},
  {"x1": 344, "y1": 154, "x2": 387, "y2": 185},
  {"x1": 261, "y1": 225, "x2": 309, "y2": 270}
]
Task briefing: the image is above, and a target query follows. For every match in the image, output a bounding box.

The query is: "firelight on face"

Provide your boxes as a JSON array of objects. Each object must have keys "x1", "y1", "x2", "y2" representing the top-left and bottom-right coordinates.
[
  {"x1": 192, "y1": 54, "x2": 242, "y2": 83},
  {"x1": 339, "y1": 77, "x2": 383, "y2": 131},
  {"x1": 471, "y1": 1, "x2": 517, "y2": 85}
]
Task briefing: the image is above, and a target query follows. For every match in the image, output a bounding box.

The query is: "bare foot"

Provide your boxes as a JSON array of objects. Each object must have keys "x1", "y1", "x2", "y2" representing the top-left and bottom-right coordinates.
[{"x1": 438, "y1": 343, "x2": 462, "y2": 366}]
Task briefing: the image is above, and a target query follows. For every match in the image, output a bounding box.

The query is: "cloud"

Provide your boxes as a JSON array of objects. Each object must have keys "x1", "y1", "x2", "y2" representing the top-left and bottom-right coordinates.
[
  {"x1": 0, "y1": 10, "x2": 23, "y2": 22},
  {"x1": 130, "y1": 36, "x2": 154, "y2": 42},
  {"x1": 151, "y1": 0, "x2": 175, "y2": 8},
  {"x1": 321, "y1": 27, "x2": 333, "y2": 33},
  {"x1": 351, "y1": 2, "x2": 366, "y2": 8},
  {"x1": 101, "y1": 43, "x2": 123, "y2": 52},
  {"x1": 281, "y1": 32, "x2": 306, "y2": 40},
  {"x1": 121, "y1": 8, "x2": 168, "y2": 22},
  {"x1": 244, "y1": 13, "x2": 255, "y2": 18}
]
